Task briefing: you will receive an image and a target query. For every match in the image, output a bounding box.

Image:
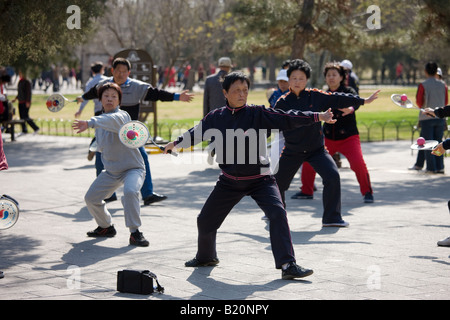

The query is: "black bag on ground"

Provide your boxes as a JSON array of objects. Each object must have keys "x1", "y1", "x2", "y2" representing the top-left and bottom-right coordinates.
[{"x1": 117, "y1": 270, "x2": 164, "y2": 294}]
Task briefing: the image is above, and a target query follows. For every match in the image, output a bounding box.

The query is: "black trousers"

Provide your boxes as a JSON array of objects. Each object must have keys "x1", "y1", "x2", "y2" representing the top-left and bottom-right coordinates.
[
  {"x1": 18, "y1": 103, "x2": 39, "y2": 133},
  {"x1": 195, "y1": 174, "x2": 296, "y2": 269},
  {"x1": 275, "y1": 146, "x2": 343, "y2": 224}
]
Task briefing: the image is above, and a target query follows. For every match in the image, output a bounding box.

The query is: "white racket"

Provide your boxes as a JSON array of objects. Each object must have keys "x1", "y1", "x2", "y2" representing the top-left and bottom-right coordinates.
[
  {"x1": 118, "y1": 121, "x2": 177, "y2": 156},
  {"x1": 46, "y1": 93, "x2": 77, "y2": 112},
  {"x1": 410, "y1": 140, "x2": 438, "y2": 151},
  {"x1": 391, "y1": 94, "x2": 421, "y2": 110},
  {"x1": 0, "y1": 195, "x2": 19, "y2": 230}
]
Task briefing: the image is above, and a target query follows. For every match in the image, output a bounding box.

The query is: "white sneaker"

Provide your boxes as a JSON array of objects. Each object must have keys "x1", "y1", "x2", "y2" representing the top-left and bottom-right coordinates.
[
  {"x1": 437, "y1": 236, "x2": 450, "y2": 247},
  {"x1": 322, "y1": 221, "x2": 349, "y2": 228}
]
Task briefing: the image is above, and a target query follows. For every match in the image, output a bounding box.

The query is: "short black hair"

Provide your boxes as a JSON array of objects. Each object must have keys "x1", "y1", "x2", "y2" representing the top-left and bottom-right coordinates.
[
  {"x1": 112, "y1": 58, "x2": 131, "y2": 71},
  {"x1": 425, "y1": 61, "x2": 438, "y2": 76},
  {"x1": 287, "y1": 59, "x2": 312, "y2": 79},
  {"x1": 281, "y1": 59, "x2": 291, "y2": 69},
  {"x1": 222, "y1": 71, "x2": 251, "y2": 92},
  {"x1": 0, "y1": 74, "x2": 11, "y2": 83},
  {"x1": 91, "y1": 61, "x2": 104, "y2": 74}
]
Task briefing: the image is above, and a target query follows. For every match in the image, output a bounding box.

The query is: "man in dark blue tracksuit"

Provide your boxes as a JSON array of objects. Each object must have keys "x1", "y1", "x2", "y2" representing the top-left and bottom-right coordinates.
[
  {"x1": 274, "y1": 59, "x2": 379, "y2": 227},
  {"x1": 165, "y1": 71, "x2": 335, "y2": 279}
]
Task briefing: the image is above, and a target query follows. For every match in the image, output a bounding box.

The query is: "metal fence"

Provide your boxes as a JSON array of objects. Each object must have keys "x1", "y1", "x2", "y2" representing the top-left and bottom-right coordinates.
[{"x1": 34, "y1": 118, "x2": 449, "y2": 144}]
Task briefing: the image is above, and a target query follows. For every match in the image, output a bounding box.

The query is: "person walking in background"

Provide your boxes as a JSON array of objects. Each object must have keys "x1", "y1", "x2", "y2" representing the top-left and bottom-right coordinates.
[
  {"x1": 12, "y1": 71, "x2": 39, "y2": 135},
  {"x1": 203, "y1": 57, "x2": 232, "y2": 164},
  {"x1": 410, "y1": 62, "x2": 448, "y2": 174},
  {"x1": 75, "y1": 62, "x2": 107, "y2": 161},
  {"x1": 75, "y1": 62, "x2": 106, "y2": 119},
  {"x1": 268, "y1": 69, "x2": 290, "y2": 108},
  {"x1": 340, "y1": 59, "x2": 359, "y2": 95},
  {"x1": 203, "y1": 57, "x2": 232, "y2": 116}
]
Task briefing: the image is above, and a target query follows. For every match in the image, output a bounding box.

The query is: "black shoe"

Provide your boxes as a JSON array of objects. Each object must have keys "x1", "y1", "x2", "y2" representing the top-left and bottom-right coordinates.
[
  {"x1": 0, "y1": 271, "x2": 4, "y2": 279},
  {"x1": 143, "y1": 193, "x2": 167, "y2": 205},
  {"x1": 87, "y1": 225, "x2": 116, "y2": 237},
  {"x1": 185, "y1": 257, "x2": 219, "y2": 267},
  {"x1": 129, "y1": 230, "x2": 149, "y2": 247},
  {"x1": 364, "y1": 192, "x2": 374, "y2": 203},
  {"x1": 281, "y1": 262, "x2": 313, "y2": 280},
  {"x1": 291, "y1": 192, "x2": 313, "y2": 199}
]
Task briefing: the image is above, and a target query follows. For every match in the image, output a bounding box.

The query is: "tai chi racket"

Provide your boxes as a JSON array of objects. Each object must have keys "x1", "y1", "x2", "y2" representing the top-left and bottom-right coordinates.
[
  {"x1": 46, "y1": 93, "x2": 77, "y2": 112},
  {"x1": 0, "y1": 195, "x2": 19, "y2": 230},
  {"x1": 391, "y1": 94, "x2": 421, "y2": 111},
  {"x1": 410, "y1": 139, "x2": 438, "y2": 151},
  {"x1": 118, "y1": 120, "x2": 177, "y2": 156}
]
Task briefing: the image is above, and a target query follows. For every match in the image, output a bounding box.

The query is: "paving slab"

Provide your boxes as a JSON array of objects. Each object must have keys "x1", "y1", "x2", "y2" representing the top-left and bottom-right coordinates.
[{"x1": 1, "y1": 133, "x2": 450, "y2": 305}]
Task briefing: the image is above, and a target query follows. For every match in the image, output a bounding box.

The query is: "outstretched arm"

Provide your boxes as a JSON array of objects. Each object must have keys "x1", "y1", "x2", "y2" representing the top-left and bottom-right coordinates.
[
  {"x1": 179, "y1": 90, "x2": 194, "y2": 102},
  {"x1": 72, "y1": 120, "x2": 88, "y2": 134},
  {"x1": 364, "y1": 90, "x2": 380, "y2": 104}
]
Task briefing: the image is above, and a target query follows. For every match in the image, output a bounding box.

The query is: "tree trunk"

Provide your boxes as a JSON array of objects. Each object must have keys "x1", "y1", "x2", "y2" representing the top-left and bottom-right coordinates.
[{"x1": 290, "y1": 0, "x2": 315, "y2": 59}]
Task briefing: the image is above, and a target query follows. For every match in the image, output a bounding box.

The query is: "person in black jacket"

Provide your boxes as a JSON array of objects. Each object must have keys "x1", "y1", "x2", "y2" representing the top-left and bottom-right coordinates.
[
  {"x1": 300, "y1": 62, "x2": 374, "y2": 203},
  {"x1": 274, "y1": 59, "x2": 379, "y2": 228},
  {"x1": 425, "y1": 105, "x2": 450, "y2": 246},
  {"x1": 12, "y1": 71, "x2": 39, "y2": 134},
  {"x1": 164, "y1": 71, "x2": 335, "y2": 280}
]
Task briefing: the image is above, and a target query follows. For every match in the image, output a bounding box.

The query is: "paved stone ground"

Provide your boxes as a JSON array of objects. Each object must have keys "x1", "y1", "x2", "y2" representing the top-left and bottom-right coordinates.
[{"x1": 1, "y1": 133, "x2": 449, "y2": 304}]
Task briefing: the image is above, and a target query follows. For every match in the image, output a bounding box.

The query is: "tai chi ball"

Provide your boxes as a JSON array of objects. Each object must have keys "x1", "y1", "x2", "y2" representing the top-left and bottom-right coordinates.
[
  {"x1": 127, "y1": 130, "x2": 137, "y2": 140},
  {"x1": 417, "y1": 137, "x2": 426, "y2": 146},
  {"x1": 401, "y1": 94, "x2": 408, "y2": 102}
]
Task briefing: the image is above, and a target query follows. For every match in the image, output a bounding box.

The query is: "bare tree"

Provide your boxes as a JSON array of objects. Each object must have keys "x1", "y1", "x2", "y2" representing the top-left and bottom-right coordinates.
[{"x1": 96, "y1": 0, "x2": 235, "y2": 89}]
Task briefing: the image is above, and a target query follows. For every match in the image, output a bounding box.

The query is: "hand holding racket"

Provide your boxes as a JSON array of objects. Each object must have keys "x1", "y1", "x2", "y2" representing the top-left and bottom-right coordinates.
[
  {"x1": 46, "y1": 93, "x2": 77, "y2": 112},
  {"x1": 163, "y1": 141, "x2": 177, "y2": 155},
  {"x1": 118, "y1": 121, "x2": 178, "y2": 156},
  {"x1": 422, "y1": 107, "x2": 438, "y2": 118},
  {"x1": 432, "y1": 142, "x2": 445, "y2": 157}
]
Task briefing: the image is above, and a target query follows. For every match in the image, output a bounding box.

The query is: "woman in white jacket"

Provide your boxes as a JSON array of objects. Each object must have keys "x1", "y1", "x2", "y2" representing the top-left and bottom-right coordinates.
[{"x1": 73, "y1": 83, "x2": 148, "y2": 246}]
